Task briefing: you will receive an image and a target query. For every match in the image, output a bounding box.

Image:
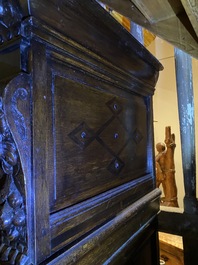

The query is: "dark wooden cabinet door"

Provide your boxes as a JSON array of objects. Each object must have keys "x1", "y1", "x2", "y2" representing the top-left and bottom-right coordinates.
[{"x1": 0, "y1": 1, "x2": 162, "y2": 264}]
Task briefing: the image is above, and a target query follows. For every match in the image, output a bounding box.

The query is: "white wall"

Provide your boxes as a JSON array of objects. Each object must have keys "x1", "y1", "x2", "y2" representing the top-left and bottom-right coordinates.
[{"x1": 147, "y1": 37, "x2": 185, "y2": 208}]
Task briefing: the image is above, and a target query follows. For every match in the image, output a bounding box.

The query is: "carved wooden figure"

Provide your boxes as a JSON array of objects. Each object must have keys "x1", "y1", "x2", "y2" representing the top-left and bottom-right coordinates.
[
  {"x1": 155, "y1": 126, "x2": 179, "y2": 207},
  {"x1": 0, "y1": 0, "x2": 162, "y2": 264}
]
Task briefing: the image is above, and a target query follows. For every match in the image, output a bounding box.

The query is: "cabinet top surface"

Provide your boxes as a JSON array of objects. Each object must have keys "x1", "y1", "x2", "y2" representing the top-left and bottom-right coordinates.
[{"x1": 1, "y1": 0, "x2": 163, "y2": 73}]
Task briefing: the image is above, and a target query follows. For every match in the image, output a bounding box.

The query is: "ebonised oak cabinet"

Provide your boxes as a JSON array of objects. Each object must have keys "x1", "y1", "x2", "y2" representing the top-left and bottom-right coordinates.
[{"x1": 0, "y1": 1, "x2": 162, "y2": 264}]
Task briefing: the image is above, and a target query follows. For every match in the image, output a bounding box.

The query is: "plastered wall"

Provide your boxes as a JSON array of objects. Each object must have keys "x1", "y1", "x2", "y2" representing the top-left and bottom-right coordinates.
[{"x1": 147, "y1": 37, "x2": 189, "y2": 208}]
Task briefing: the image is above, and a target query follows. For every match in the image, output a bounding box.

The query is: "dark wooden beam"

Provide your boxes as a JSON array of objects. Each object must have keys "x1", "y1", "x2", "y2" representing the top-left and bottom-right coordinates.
[
  {"x1": 158, "y1": 210, "x2": 198, "y2": 265},
  {"x1": 158, "y1": 211, "x2": 198, "y2": 237},
  {"x1": 100, "y1": 0, "x2": 198, "y2": 59},
  {"x1": 181, "y1": 0, "x2": 198, "y2": 39},
  {"x1": 174, "y1": 48, "x2": 198, "y2": 214}
]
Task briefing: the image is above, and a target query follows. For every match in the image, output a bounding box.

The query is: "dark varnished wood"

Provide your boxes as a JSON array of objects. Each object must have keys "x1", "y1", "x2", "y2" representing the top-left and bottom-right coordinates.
[
  {"x1": 50, "y1": 175, "x2": 154, "y2": 253},
  {"x1": 158, "y1": 210, "x2": 198, "y2": 265},
  {"x1": 31, "y1": 42, "x2": 51, "y2": 263},
  {"x1": 50, "y1": 74, "x2": 149, "y2": 211},
  {"x1": 175, "y1": 49, "x2": 198, "y2": 214},
  {"x1": 23, "y1": 0, "x2": 162, "y2": 75},
  {"x1": 44, "y1": 189, "x2": 161, "y2": 265},
  {"x1": 0, "y1": 1, "x2": 162, "y2": 264},
  {"x1": 3, "y1": 73, "x2": 32, "y2": 264}
]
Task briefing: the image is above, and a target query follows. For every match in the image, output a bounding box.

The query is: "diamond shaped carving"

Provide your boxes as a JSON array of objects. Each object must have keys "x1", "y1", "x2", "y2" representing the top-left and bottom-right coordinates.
[
  {"x1": 107, "y1": 157, "x2": 125, "y2": 175},
  {"x1": 68, "y1": 122, "x2": 95, "y2": 149},
  {"x1": 133, "y1": 128, "x2": 143, "y2": 144},
  {"x1": 106, "y1": 98, "x2": 123, "y2": 115},
  {"x1": 67, "y1": 96, "x2": 144, "y2": 177},
  {"x1": 98, "y1": 118, "x2": 129, "y2": 155}
]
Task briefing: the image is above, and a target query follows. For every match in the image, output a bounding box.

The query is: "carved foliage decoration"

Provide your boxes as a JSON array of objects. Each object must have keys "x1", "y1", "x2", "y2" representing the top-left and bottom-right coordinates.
[
  {"x1": 0, "y1": 98, "x2": 29, "y2": 264},
  {"x1": 0, "y1": 0, "x2": 23, "y2": 44}
]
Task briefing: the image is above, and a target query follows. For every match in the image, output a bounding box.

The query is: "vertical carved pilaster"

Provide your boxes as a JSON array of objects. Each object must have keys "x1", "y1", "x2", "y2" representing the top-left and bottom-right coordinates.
[
  {"x1": 0, "y1": 73, "x2": 31, "y2": 264},
  {"x1": 0, "y1": 98, "x2": 29, "y2": 264}
]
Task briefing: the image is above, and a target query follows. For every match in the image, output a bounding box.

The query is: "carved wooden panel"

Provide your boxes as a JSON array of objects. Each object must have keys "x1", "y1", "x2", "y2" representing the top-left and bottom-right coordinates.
[{"x1": 49, "y1": 73, "x2": 149, "y2": 212}]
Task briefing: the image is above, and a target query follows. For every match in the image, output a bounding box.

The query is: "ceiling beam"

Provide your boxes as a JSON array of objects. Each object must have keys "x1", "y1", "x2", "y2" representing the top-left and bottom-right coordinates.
[
  {"x1": 180, "y1": 0, "x2": 198, "y2": 39},
  {"x1": 100, "y1": 0, "x2": 198, "y2": 59}
]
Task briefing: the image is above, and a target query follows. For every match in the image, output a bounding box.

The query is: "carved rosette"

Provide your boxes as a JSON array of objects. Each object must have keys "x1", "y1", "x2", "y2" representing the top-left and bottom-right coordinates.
[
  {"x1": 0, "y1": 0, "x2": 23, "y2": 44},
  {"x1": 0, "y1": 98, "x2": 29, "y2": 264}
]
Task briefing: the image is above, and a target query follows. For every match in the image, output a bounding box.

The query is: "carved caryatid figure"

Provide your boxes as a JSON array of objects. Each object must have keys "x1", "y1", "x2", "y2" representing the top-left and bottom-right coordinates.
[
  {"x1": 0, "y1": 98, "x2": 29, "y2": 264},
  {"x1": 155, "y1": 126, "x2": 179, "y2": 207}
]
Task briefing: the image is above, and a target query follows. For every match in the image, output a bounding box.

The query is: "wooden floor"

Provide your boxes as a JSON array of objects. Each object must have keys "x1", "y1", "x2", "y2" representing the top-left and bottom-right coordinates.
[{"x1": 159, "y1": 232, "x2": 184, "y2": 265}]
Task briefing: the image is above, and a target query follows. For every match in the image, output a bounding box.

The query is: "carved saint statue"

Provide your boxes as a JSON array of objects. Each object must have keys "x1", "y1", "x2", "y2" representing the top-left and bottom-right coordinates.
[{"x1": 155, "y1": 126, "x2": 179, "y2": 207}]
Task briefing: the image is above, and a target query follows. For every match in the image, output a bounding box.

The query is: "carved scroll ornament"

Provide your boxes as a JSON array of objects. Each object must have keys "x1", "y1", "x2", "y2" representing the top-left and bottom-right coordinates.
[
  {"x1": 0, "y1": 98, "x2": 29, "y2": 264},
  {"x1": 0, "y1": 0, "x2": 23, "y2": 44}
]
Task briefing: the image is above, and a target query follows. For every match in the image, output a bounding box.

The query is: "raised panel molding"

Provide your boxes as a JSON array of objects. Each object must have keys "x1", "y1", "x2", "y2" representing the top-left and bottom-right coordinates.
[{"x1": 50, "y1": 74, "x2": 148, "y2": 211}]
